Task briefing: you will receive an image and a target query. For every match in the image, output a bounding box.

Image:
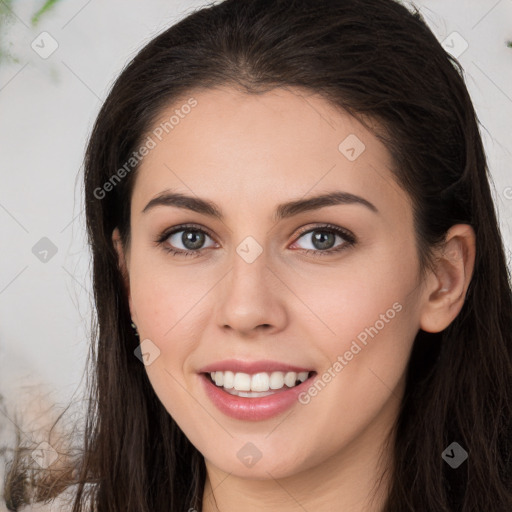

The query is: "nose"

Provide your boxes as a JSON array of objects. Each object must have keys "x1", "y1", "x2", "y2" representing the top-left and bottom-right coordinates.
[{"x1": 215, "y1": 245, "x2": 288, "y2": 337}]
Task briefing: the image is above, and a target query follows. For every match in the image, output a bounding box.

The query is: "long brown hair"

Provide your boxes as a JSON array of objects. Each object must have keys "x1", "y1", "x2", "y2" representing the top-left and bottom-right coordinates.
[{"x1": 3, "y1": 0, "x2": 512, "y2": 510}]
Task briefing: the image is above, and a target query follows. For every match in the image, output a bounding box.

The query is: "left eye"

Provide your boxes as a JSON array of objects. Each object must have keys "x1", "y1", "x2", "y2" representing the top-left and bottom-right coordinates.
[
  {"x1": 165, "y1": 228, "x2": 217, "y2": 252},
  {"x1": 291, "y1": 226, "x2": 352, "y2": 252}
]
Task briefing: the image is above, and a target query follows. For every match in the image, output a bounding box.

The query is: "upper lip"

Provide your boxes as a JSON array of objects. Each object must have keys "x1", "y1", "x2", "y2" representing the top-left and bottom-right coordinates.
[{"x1": 198, "y1": 359, "x2": 314, "y2": 375}]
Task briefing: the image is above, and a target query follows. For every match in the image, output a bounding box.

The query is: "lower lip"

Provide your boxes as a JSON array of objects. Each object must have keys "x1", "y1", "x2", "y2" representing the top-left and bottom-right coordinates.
[{"x1": 200, "y1": 372, "x2": 317, "y2": 421}]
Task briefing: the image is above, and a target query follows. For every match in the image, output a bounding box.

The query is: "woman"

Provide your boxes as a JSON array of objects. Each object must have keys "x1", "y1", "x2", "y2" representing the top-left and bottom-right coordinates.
[{"x1": 3, "y1": 0, "x2": 511, "y2": 510}]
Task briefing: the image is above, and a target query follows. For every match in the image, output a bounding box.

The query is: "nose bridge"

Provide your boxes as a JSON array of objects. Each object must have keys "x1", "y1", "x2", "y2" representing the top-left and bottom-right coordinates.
[
  {"x1": 215, "y1": 233, "x2": 286, "y2": 334},
  {"x1": 227, "y1": 234, "x2": 270, "y2": 302}
]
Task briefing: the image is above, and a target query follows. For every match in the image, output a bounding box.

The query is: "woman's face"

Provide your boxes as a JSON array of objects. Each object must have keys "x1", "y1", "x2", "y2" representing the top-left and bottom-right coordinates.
[{"x1": 115, "y1": 86, "x2": 429, "y2": 480}]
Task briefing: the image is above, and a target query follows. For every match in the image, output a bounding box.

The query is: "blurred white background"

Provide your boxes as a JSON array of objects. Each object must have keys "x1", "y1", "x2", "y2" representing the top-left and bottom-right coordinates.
[{"x1": 0, "y1": 0, "x2": 511, "y2": 433}]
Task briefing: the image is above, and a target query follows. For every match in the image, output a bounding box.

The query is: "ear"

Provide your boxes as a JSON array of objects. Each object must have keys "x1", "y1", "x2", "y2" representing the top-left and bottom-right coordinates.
[
  {"x1": 419, "y1": 224, "x2": 476, "y2": 333},
  {"x1": 112, "y1": 227, "x2": 135, "y2": 320}
]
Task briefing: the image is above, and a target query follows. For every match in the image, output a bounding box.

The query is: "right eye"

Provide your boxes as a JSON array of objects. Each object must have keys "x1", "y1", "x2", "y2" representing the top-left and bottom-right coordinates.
[{"x1": 156, "y1": 224, "x2": 217, "y2": 257}]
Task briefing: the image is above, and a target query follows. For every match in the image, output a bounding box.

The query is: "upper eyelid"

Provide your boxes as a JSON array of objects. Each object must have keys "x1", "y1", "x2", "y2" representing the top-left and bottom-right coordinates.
[{"x1": 162, "y1": 223, "x2": 217, "y2": 241}]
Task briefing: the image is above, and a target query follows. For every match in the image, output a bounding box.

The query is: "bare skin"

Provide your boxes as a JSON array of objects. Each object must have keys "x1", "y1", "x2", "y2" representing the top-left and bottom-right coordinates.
[{"x1": 113, "y1": 86, "x2": 475, "y2": 511}]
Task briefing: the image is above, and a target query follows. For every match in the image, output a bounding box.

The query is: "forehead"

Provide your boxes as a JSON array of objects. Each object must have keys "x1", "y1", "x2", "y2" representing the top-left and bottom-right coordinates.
[{"x1": 132, "y1": 86, "x2": 408, "y2": 218}]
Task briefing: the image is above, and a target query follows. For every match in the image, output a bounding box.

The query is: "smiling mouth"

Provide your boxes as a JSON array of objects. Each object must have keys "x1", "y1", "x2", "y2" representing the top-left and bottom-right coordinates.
[{"x1": 203, "y1": 370, "x2": 316, "y2": 397}]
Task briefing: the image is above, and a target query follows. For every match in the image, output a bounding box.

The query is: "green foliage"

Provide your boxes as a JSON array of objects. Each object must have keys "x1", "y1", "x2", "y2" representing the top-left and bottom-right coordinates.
[
  {"x1": 31, "y1": 0, "x2": 61, "y2": 25},
  {"x1": 0, "y1": 0, "x2": 15, "y2": 19},
  {"x1": 0, "y1": 0, "x2": 62, "y2": 65},
  {"x1": 0, "y1": 0, "x2": 15, "y2": 65}
]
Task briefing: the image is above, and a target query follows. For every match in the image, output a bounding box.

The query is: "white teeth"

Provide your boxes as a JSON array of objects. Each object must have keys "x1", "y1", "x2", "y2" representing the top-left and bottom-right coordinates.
[
  {"x1": 297, "y1": 371, "x2": 309, "y2": 383},
  {"x1": 233, "y1": 372, "x2": 251, "y2": 391},
  {"x1": 208, "y1": 370, "x2": 311, "y2": 393},
  {"x1": 251, "y1": 372, "x2": 270, "y2": 392},
  {"x1": 222, "y1": 370, "x2": 234, "y2": 389},
  {"x1": 284, "y1": 372, "x2": 297, "y2": 387},
  {"x1": 269, "y1": 371, "x2": 285, "y2": 389}
]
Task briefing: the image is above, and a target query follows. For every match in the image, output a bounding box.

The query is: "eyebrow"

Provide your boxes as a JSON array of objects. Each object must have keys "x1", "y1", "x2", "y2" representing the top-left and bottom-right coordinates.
[{"x1": 142, "y1": 189, "x2": 378, "y2": 221}]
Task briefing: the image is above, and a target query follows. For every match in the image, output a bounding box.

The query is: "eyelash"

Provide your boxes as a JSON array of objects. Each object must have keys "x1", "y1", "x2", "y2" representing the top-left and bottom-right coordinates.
[{"x1": 155, "y1": 223, "x2": 356, "y2": 258}]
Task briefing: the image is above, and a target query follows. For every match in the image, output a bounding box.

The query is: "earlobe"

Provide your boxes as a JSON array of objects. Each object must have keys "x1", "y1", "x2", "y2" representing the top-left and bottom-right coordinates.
[
  {"x1": 112, "y1": 228, "x2": 126, "y2": 274},
  {"x1": 112, "y1": 228, "x2": 134, "y2": 317},
  {"x1": 419, "y1": 224, "x2": 476, "y2": 333}
]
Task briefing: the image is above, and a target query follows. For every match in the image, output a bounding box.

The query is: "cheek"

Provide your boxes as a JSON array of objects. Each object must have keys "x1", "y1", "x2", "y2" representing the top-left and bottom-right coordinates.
[
  {"x1": 285, "y1": 293, "x2": 418, "y2": 473},
  {"x1": 127, "y1": 255, "x2": 221, "y2": 414},
  {"x1": 128, "y1": 248, "x2": 212, "y2": 339},
  {"x1": 129, "y1": 267, "x2": 205, "y2": 421},
  {"x1": 289, "y1": 244, "x2": 421, "y2": 415},
  {"x1": 293, "y1": 240, "x2": 420, "y2": 351}
]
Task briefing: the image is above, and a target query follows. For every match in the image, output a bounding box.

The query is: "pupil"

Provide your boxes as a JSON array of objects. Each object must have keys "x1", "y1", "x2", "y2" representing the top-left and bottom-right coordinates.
[
  {"x1": 313, "y1": 231, "x2": 335, "y2": 250},
  {"x1": 182, "y1": 230, "x2": 204, "y2": 250}
]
